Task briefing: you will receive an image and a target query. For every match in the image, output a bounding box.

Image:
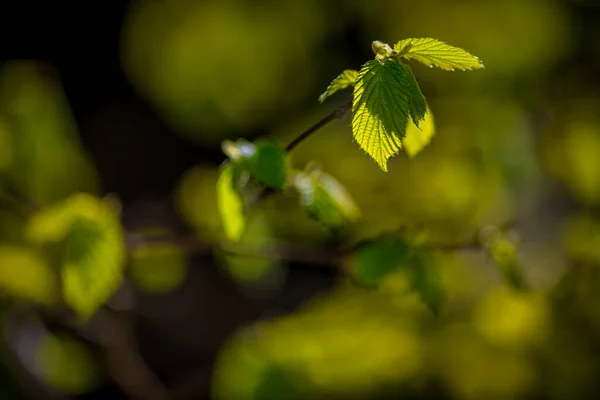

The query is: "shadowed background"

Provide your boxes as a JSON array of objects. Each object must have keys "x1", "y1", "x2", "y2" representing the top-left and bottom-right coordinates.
[{"x1": 1, "y1": 0, "x2": 600, "y2": 399}]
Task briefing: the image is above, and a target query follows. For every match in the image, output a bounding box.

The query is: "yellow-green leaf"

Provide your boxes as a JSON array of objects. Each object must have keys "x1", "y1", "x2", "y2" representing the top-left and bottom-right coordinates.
[
  {"x1": 318, "y1": 70, "x2": 358, "y2": 103},
  {"x1": 217, "y1": 164, "x2": 246, "y2": 241},
  {"x1": 394, "y1": 38, "x2": 484, "y2": 71},
  {"x1": 26, "y1": 193, "x2": 126, "y2": 320},
  {"x1": 130, "y1": 242, "x2": 188, "y2": 294},
  {"x1": 352, "y1": 59, "x2": 427, "y2": 171},
  {"x1": 0, "y1": 245, "x2": 58, "y2": 305},
  {"x1": 402, "y1": 105, "x2": 435, "y2": 158}
]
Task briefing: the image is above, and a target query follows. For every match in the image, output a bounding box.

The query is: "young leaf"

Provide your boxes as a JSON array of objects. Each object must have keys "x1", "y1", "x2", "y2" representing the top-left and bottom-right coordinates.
[
  {"x1": 293, "y1": 168, "x2": 360, "y2": 230},
  {"x1": 318, "y1": 70, "x2": 359, "y2": 103},
  {"x1": 402, "y1": 105, "x2": 435, "y2": 157},
  {"x1": 217, "y1": 163, "x2": 246, "y2": 241},
  {"x1": 352, "y1": 59, "x2": 427, "y2": 171},
  {"x1": 394, "y1": 38, "x2": 484, "y2": 71},
  {"x1": 248, "y1": 139, "x2": 288, "y2": 190},
  {"x1": 26, "y1": 193, "x2": 126, "y2": 320}
]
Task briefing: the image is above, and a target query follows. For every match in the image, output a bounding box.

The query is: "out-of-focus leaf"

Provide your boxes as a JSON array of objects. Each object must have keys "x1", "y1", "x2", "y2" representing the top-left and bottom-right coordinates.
[
  {"x1": 394, "y1": 38, "x2": 484, "y2": 71},
  {"x1": 318, "y1": 69, "x2": 358, "y2": 103},
  {"x1": 293, "y1": 166, "x2": 360, "y2": 230},
  {"x1": 26, "y1": 193, "x2": 126, "y2": 320},
  {"x1": 348, "y1": 236, "x2": 444, "y2": 312},
  {"x1": 130, "y1": 242, "x2": 188, "y2": 294},
  {"x1": 216, "y1": 215, "x2": 284, "y2": 298},
  {"x1": 563, "y1": 213, "x2": 600, "y2": 265},
  {"x1": 0, "y1": 245, "x2": 58, "y2": 305},
  {"x1": 0, "y1": 61, "x2": 99, "y2": 204},
  {"x1": 35, "y1": 333, "x2": 99, "y2": 394},
  {"x1": 474, "y1": 287, "x2": 550, "y2": 346},
  {"x1": 217, "y1": 164, "x2": 246, "y2": 241},
  {"x1": 213, "y1": 289, "x2": 425, "y2": 400},
  {"x1": 175, "y1": 165, "x2": 221, "y2": 239},
  {"x1": 248, "y1": 139, "x2": 288, "y2": 190},
  {"x1": 352, "y1": 59, "x2": 427, "y2": 171},
  {"x1": 486, "y1": 235, "x2": 527, "y2": 291},
  {"x1": 402, "y1": 105, "x2": 435, "y2": 157}
]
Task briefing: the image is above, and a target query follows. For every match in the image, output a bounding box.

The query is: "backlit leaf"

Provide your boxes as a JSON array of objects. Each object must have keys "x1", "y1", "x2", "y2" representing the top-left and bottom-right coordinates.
[
  {"x1": 394, "y1": 38, "x2": 484, "y2": 71},
  {"x1": 352, "y1": 59, "x2": 427, "y2": 171},
  {"x1": 318, "y1": 70, "x2": 358, "y2": 103},
  {"x1": 26, "y1": 193, "x2": 126, "y2": 320},
  {"x1": 217, "y1": 163, "x2": 246, "y2": 241},
  {"x1": 402, "y1": 105, "x2": 436, "y2": 157}
]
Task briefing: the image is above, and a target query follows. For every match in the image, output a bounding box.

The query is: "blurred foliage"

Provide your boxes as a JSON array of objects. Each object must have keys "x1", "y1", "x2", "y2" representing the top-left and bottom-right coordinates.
[
  {"x1": 0, "y1": 61, "x2": 99, "y2": 205},
  {"x1": 130, "y1": 239, "x2": 188, "y2": 294},
  {"x1": 0, "y1": 245, "x2": 58, "y2": 306},
  {"x1": 35, "y1": 332, "x2": 99, "y2": 394},
  {"x1": 1, "y1": 0, "x2": 599, "y2": 399},
  {"x1": 26, "y1": 193, "x2": 125, "y2": 320},
  {"x1": 121, "y1": 0, "x2": 329, "y2": 143}
]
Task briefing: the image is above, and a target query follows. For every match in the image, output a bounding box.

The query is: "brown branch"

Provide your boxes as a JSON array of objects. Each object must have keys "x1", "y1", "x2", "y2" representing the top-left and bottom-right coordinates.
[
  {"x1": 126, "y1": 233, "x2": 342, "y2": 267},
  {"x1": 96, "y1": 308, "x2": 171, "y2": 400},
  {"x1": 285, "y1": 101, "x2": 352, "y2": 152}
]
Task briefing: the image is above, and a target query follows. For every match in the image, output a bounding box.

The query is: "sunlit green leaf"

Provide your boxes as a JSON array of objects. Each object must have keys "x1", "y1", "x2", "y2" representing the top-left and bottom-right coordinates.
[
  {"x1": 26, "y1": 193, "x2": 126, "y2": 320},
  {"x1": 130, "y1": 242, "x2": 188, "y2": 294},
  {"x1": 348, "y1": 236, "x2": 445, "y2": 312},
  {"x1": 318, "y1": 70, "x2": 358, "y2": 103},
  {"x1": 0, "y1": 245, "x2": 58, "y2": 305},
  {"x1": 217, "y1": 163, "x2": 246, "y2": 241},
  {"x1": 394, "y1": 38, "x2": 484, "y2": 71},
  {"x1": 402, "y1": 105, "x2": 436, "y2": 158},
  {"x1": 352, "y1": 59, "x2": 427, "y2": 171},
  {"x1": 293, "y1": 167, "x2": 360, "y2": 230},
  {"x1": 248, "y1": 139, "x2": 288, "y2": 190}
]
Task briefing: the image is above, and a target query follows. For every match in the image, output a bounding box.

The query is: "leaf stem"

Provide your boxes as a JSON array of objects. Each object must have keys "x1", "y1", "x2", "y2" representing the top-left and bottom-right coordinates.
[{"x1": 285, "y1": 101, "x2": 352, "y2": 152}]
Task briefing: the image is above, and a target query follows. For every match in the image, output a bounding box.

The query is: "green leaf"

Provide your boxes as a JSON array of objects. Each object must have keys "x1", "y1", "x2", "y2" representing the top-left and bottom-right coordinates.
[
  {"x1": 402, "y1": 105, "x2": 435, "y2": 158},
  {"x1": 348, "y1": 236, "x2": 445, "y2": 313},
  {"x1": 217, "y1": 163, "x2": 246, "y2": 241},
  {"x1": 318, "y1": 70, "x2": 358, "y2": 103},
  {"x1": 248, "y1": 139, "x2": 288, "y2": 190},
  {"x1": 293, "y1": 167, "x2": 360, "y2": 230},
  {"x1": 352, "y1": 59, "x2": 427, "y2": 171},
  {"x1": 394, "y1": 38, "x2": 485, "y2": 71},
  {"x1": 26, "y1": 193, "x2": 126, "y2": 320}
]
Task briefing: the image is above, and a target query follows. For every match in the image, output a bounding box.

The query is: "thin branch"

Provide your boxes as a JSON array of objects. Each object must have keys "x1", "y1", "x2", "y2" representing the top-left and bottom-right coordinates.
[
  {"x1": 96, "y1": 308, "x2": 171, "y2": 400},
  {"x1": 285, "y1": 101, "x2": 352, "y2": 152},
  {"x1": 126, "y1": 233, "x2": 342, "y2": 267}
]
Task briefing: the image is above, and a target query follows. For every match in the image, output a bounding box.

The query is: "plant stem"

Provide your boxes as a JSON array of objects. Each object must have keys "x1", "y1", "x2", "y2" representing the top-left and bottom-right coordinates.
[{"x1": 285, "y1": 101, "x2": 352, "y2": 152}]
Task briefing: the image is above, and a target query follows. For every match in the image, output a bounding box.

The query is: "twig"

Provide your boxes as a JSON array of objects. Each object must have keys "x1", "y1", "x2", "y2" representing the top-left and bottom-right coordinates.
[
  {"x1": 254, "y1": 101, "x2": 352, "y2": 204},
  {"x1": 285, "y1": 101, "x2": 352, "y2": 152},
  {"x1": 126, "y1": 233, "x2": 342, "y2": 266},
  {"x1": 96, "y1": 308, "x2": 171, "y2": 400}
]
